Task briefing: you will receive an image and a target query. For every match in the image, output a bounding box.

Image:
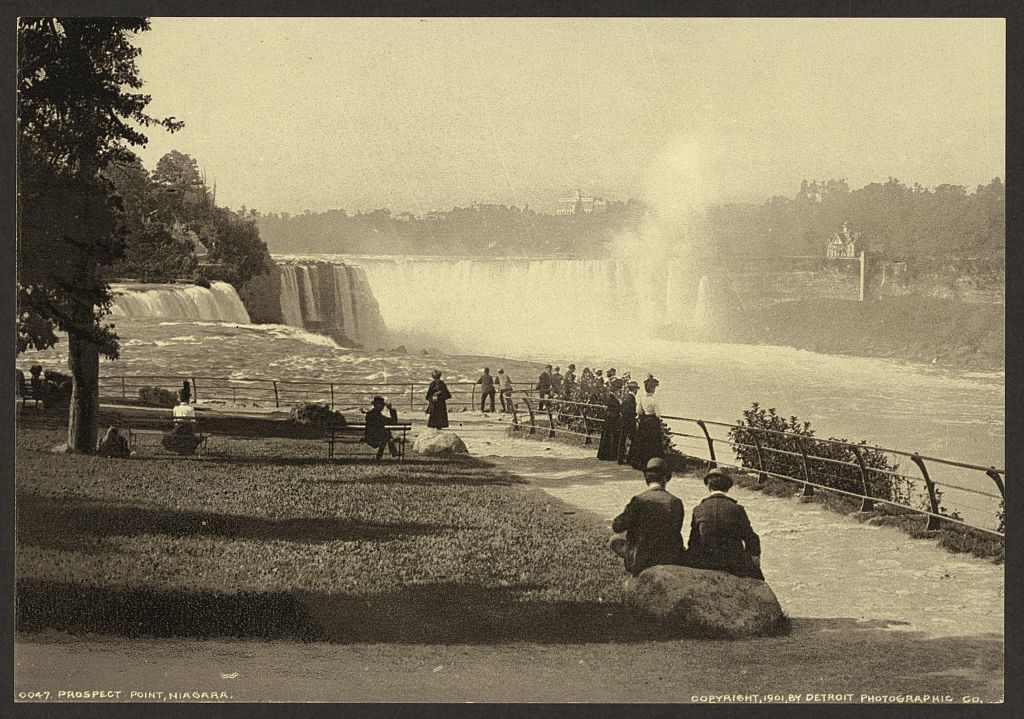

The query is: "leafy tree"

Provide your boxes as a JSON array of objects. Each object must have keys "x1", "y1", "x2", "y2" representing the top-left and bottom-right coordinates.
[
  {"x1": 151, "y1": 149, "x2": 212, "y2": 226},
  {"x1": 17, "y1": 17, "x2": 182, "y2": 452}
]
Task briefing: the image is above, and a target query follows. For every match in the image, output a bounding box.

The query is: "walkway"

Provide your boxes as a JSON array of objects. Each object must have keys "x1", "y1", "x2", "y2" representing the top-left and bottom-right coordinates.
[{"x1": 439, "y1": 410, "x2": 1004, "y2": 640}]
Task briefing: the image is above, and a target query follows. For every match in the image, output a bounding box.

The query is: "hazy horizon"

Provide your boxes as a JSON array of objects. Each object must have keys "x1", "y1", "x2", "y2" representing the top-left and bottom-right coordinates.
[{"x1": 131, "y1": 17, "x2": 1005, "y2": 216}]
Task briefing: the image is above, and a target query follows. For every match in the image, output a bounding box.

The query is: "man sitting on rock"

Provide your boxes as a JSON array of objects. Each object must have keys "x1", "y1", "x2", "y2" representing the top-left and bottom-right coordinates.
[
  {"x1": 610, "y1": 458, "x2": 686, "y2": 576},
  {"x1": 364, "y1": 395, "x2": 400, "y2": 460},
  {"x1": 687, "y1": 470, "x2": 764, "y2": 580}
]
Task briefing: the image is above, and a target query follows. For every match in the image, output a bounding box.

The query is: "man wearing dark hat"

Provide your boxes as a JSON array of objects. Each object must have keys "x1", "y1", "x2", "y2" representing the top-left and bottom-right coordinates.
[
  {"x1": 364, "y1": 396, "x2": 400, "y2": 460},
  {"x1": 687, "y1": 470, "x2": 764, "y2": 580},
  {"x1": 610, "y1": 458, "x2": 686, "y2": 576}
]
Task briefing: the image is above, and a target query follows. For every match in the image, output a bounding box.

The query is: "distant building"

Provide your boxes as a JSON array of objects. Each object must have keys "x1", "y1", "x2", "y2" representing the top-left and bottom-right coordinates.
[
  {"x1": 395, "y1": 211, "x2": 417, "y2": 222},
  {"x1": 826, "y1": 222, "x2": 860, "y2": 259},
  {"x1": 425, "y1": 211, "x2": 447, "y2": 222},
  {"x1": 557, "y1": 190, "x2": 607, "y2": 216}
]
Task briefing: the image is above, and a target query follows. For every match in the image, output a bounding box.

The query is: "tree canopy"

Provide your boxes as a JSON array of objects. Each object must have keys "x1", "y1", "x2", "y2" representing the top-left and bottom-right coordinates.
[{"x1": 17, "y1": 17, "x2": 183, "y2": 357}]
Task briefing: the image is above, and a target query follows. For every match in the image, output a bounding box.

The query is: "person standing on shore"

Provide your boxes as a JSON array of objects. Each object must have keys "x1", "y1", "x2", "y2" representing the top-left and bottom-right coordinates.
[
  {"x1": 617, "y1": 380, "x2": 639, "y2": 465},
  {"x1": 426, "y1": 370, "x2": 452, "y2": 429},
  {"x1": 627, "y1": 375, "x2": 664, "y2": 471},
  {"x1": 536, "y1": 364, "x2": 552, "y2": 410},
  {"x1": 562, "y1": 364, "x2": 577, "y2": 399},
  {"x1": 477, "y1": 367, "x2": 496, "y2": 413},
  {"x1": 551, "y1": 366, "x2": 564, "y2": 398},
  {"x1": 596, "y1": 385, "x2": 622, "y2": 461},
  {"x1": 497, "y1": 369, "x2": 513, "y2": 412}
]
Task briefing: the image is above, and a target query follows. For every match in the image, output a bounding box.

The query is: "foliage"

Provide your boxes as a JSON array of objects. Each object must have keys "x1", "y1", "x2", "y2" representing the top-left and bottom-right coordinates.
[
  {"x1": 109, "y1": 222, "x2": 199, "y2": 282},
  {"x1": 256, "y1": 201, "x2": 647, "y2": 256},
  {"x1": 290, "y1": 402, "x2": 347, "y2": 429},
  {"x1": 701, "y1": 177, "x2": 1004, "y2": 260},
  {"x1": 728, "y1": 403, "x2": 912, "y2": 506},
  {"x1": 137, "y1": 386, "x2": 178, "y2": 408},
  {"x1": 17, "y1": 17, "x2": 182, "y2": 357},
  {"x1": 205, "y1": 209, "x2": 276, "y2": 288}
]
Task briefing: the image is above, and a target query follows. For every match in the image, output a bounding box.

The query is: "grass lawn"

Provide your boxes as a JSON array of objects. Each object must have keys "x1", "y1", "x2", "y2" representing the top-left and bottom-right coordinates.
[{"x1": 13, "y1": 412, "x2": 1004, "y2": 702}]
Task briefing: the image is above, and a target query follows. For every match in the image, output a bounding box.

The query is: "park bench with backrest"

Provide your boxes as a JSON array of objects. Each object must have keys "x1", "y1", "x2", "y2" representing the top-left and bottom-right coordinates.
[{"x1": 321, "y1": 420, "x2": 412, "y2": 462}]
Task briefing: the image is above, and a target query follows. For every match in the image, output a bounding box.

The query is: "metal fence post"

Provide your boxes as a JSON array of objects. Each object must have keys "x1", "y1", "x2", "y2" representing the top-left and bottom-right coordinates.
[
  {"x1": 272, "y1": 381, "x2": 280, "y2": 408},
  {"x1": 581, "y1": 406, "x2": 592, "y2": 445},
  {"x1": 910, "y1": 455, "x2": 942, "y2": 531},
  {"x1": 410, "y1": 384, "x2": 415, "y2": 413},
  {"x1": 330, "y1": 383, "x2": 335, "y2": 410},
  {"x1": 850, "y1": 445, "x2": 874, "y2": 512},
  {"x1": 751, "y1": 431, "x2": 768, "y2": 484},
  {"x1": 797, "y1": 436, "x2": 813, "y2": 497},
  {"x1": 470, "y1": 384, "x2": 476, "y2": 412},
  {"x1": 190, "y1": 377, "x2": 197, "y2": 403},
  {"x1": 121, "y1": 376, "x2": 126, "y2": 400},
  {"x1": 985, "y1": 468, "x2": 1005, "y2": 499},
  {"x1": 523, "y1": 397, "x2": 536, "y2": 435},
  {"x1": 546, "y1": 404, "x2": 556, "y2": 438},
  {"x1": 696, "y1": 419, "x2": 717, "y2": 470}
]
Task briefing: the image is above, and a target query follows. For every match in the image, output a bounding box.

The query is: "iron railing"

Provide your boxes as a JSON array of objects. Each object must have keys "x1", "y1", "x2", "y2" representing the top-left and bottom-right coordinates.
[
  {"x1": 96, "y1": 373, "x2": 1004, "y2": 537},
  {"x1": 506, "y1": 395, "x2": 1005, "y2": 538}
]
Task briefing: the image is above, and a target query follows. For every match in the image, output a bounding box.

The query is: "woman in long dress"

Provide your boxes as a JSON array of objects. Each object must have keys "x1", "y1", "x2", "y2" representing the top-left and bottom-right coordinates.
[
  {"x1": 425, "y1": 369, "x2": 452, "y2": 429},
  {"x1": 627, "y1": 375, "x2": 664, "y2": 470},
  {"x1": 596, "y1": 387, "x2": 622, "y2": 461}
]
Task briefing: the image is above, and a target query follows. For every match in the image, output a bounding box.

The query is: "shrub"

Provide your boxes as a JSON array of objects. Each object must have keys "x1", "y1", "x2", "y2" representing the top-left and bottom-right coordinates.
[
  {"x1": 290, "y1": 402, "x2": 346, "y2": 429},
  {"x1": 728, "y1": 403, "x2": 912, "y2": 506},
  {"x1": 138, "y1": 386, "x2": 177, "y2": 408}
]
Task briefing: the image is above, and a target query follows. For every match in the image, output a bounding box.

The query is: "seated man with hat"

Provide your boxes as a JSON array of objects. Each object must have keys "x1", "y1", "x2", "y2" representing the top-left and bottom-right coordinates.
[
  {"x1": 610, "y1": 457, "x2": 686, "y2": 576},
  {"x1": 687, "y1": 469, "x2": 764, "y2": 580},
  {"x1": 364, "y1": 396, "x2": 400, "y2": 460}
]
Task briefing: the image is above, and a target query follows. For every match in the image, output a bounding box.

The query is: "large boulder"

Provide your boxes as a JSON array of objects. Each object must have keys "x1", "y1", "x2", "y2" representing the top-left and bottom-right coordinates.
[
  {"x1": 413, "y1": 428, "x2": 468, "y2": 456},
  {"x1": 622, "y1": 564, "x2": 785, "y2": 638}
]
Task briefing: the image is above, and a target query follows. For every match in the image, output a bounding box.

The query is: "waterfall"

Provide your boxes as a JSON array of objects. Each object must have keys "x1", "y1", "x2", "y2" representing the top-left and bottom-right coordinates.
[
  {"x1": 349, "y1": 256, "x2": 704, "y2": 357},
  {"x1": 279, "y1": 266, "x2": 304, "y2": 327},
  {"x1": 109, "y1": 281, "x2": 251, "y2": 323},
  {"x1": 275, "y1": 260, "x2": 388, "y2": 349},
  {"x1": 693, "y1": 274, "x2": 710, "y2": 331}
]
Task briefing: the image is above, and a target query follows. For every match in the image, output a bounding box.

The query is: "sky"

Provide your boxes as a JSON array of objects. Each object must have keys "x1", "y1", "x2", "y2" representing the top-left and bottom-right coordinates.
[{"x1": 130, "y1": 17, "x2": 1005, "y2": 216}]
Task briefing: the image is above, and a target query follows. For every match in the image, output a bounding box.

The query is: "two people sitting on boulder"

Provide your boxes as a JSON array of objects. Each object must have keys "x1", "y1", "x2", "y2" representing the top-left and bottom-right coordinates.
[
  {"x1": 611, "y1": 460, "x2": 763, "y2": 581},
  {"x1": 364, "y1": 395, "x2": 400, "y2": 460},
  {"x1": 611, "y1": 458, "x2": 685, "y2": 576}
]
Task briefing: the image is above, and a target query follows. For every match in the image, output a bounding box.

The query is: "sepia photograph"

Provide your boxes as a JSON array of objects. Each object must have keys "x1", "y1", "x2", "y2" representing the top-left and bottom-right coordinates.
[{"x1": 9, "y1": 8, "x2": 1009, "y2": 707}]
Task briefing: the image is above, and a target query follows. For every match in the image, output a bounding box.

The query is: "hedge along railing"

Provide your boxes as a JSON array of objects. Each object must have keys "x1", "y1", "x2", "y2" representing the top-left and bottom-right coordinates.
[
  {"x1": 662, "y1": 414, "x2": 1005, "y2": 538},
  {"x1": 97, "y1": 373, "x2": 527, "y2": 415}
]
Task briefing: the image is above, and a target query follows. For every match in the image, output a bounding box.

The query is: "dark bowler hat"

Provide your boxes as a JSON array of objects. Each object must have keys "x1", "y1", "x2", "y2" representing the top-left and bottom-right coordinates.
[
  {"x1": 644, "y1": 458, "x2": 669, "y2": 475},
  {"x1": 703, "y1": 469, "x2": 734, "y2": 491}
]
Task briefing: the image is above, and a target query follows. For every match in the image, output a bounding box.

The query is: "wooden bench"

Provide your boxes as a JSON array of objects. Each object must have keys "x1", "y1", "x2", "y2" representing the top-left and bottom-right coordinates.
[
  {"x1": 99, "y1": 414, "x2": 211, "y2": 457},
  {"x1": 323, "y1": 422, "x2": 412, "y2": 461}
]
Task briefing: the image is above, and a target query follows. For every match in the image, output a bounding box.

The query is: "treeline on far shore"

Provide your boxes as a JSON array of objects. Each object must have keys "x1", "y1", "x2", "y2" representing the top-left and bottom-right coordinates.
[{"x1": 255, "y1": 176, "x2": 1005, "y2": 261}]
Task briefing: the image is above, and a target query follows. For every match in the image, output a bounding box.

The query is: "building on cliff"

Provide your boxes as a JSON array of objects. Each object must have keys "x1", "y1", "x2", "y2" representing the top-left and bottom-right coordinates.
[{"x1": 826, "y1": 222, "x2": 861, "y2": 259}]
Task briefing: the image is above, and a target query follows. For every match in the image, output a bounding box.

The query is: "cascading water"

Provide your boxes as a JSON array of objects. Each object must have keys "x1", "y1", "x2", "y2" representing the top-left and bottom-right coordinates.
[
  {"x1": 693, "y1": 274, "x2": 710, "y2": 332},
  {"x1": 277, "y1": 261, "x2": 388, "y2": 349},
  {"x1": 344, "y1": 256, "x2": 703, "y2": 357},
  {"x1": 109, "y1": 281, "x2": 251, "y2": 323}
]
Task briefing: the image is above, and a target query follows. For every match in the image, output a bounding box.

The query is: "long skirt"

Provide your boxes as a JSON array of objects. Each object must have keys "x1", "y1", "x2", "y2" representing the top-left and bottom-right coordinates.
[
  {"x1": 597, "y1": 416, "x2": 621, "y2": 461},
  {"x1": 627, "y1": 414, "x2": 664, "y2": 470},
  {"x1": 427, "y1": 399, "x2": 449, "y2": 429}
]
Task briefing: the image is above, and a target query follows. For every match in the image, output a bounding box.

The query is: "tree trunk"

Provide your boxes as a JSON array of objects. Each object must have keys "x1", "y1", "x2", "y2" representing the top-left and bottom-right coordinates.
[{"x1": 67, "y1": 330, "x2": 100, "y2": 453}]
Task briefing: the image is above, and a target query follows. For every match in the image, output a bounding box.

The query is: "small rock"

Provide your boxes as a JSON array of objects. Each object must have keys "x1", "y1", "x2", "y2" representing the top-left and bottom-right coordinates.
[{"x1": 413, "y1": 428, "x2": 469, "y2": 455}]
